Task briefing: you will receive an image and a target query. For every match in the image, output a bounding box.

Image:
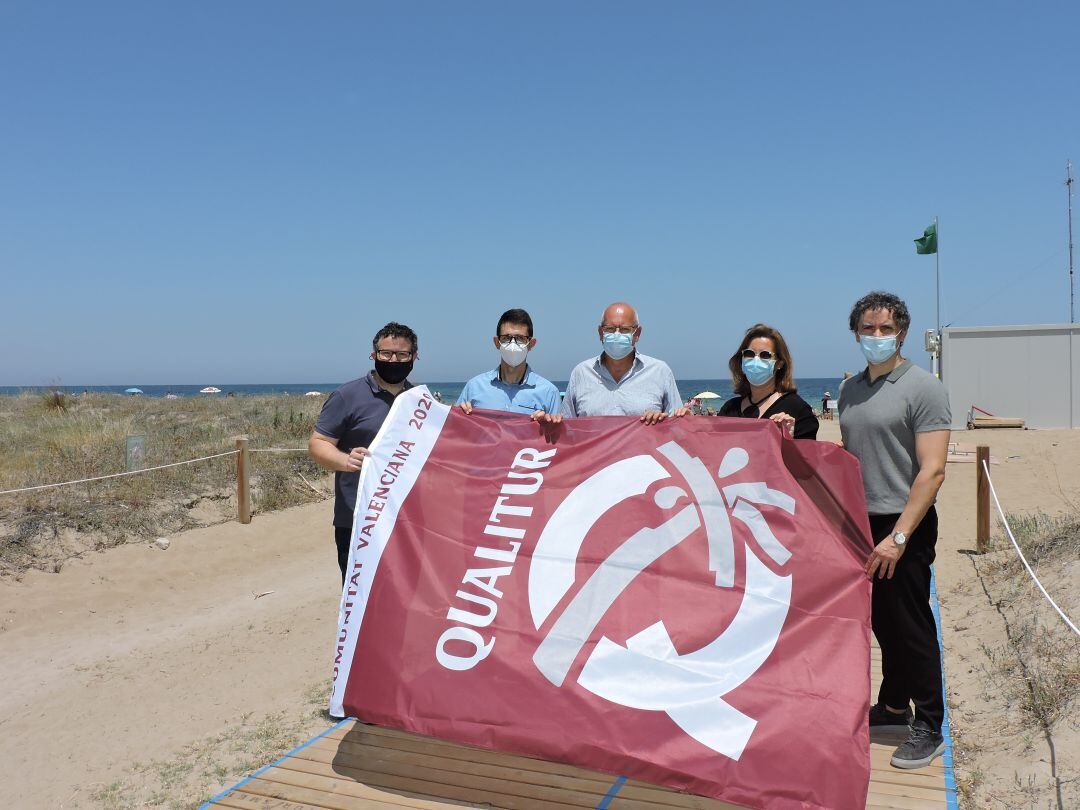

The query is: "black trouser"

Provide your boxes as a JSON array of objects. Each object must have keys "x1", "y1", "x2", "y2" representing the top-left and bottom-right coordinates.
[
  {"x1": 869, "y1": 507, "x2": 944, "y2": 734},
  {"x1": 335, "y1": 526, "x2": 351, "y2": 585}
]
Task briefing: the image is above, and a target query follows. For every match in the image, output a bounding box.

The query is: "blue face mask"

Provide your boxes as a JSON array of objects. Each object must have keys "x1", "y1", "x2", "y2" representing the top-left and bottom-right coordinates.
[
  {"x1": 741, "y1": 357, "x2": 776, "y2": 386},
  {"x1": 602, "y1": 331, "x2": 635, "y2": 360},
  {"x1": 860, "y1": 335, "x2": 898, "y2": 365}
]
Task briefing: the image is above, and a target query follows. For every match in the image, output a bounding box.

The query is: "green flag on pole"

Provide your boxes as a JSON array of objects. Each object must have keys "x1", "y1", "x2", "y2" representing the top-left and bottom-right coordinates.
[{"x1": 914, "y1": 223, "x2": 937, "y2": 254}]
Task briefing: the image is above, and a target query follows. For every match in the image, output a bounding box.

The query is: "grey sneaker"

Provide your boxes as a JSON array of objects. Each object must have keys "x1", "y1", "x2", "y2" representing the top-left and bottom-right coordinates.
[
  {"x1": 868, "y1": 702, "x2": 912, "y2": 731},
  {"x1": 890, "y1": 719, "x2": 945, "y2": 769}
]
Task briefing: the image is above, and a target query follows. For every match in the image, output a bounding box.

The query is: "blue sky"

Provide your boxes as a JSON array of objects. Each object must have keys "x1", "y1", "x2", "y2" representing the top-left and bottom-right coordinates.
[{"x1": 2, "y1": 2, "x2": 1076, "y2": 385}]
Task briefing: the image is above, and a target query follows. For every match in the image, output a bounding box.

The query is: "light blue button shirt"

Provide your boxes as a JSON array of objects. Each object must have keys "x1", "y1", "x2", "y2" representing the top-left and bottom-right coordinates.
[
  {"x1": 560, "y1": 352, "x2": 683, "y2": 416},
  {"x1": 456, "y1": 367, "x2": 562, "y2": 415}
]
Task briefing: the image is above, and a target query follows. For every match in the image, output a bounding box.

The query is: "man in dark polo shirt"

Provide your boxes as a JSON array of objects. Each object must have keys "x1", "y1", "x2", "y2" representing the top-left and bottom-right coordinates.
[
  {"x1": 838, "y1": 291, "x2": 950, "y2": 770},
  {"x1": 308, "y1": 322, "x2": 418, "y2": 582}
]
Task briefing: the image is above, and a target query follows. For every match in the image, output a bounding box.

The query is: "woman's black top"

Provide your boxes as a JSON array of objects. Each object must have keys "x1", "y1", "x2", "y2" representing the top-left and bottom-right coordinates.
[{"x1": 718, "y1": 391, "x2": 819, "y2": 440}]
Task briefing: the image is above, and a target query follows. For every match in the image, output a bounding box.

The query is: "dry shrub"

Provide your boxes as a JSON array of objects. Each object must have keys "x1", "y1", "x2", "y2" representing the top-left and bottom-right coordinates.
[{"x1": 39, "y1": 390, "x2": 72, "y2": 413}]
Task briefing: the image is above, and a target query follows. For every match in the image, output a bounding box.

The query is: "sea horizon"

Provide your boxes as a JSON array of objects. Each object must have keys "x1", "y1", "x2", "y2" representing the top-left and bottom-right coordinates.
[{"x1": 0, "y1": 377, "x2": 844, "y2": 407}]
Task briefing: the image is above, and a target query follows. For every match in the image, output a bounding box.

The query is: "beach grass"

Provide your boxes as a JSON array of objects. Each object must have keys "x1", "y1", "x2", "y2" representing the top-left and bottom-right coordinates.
[
  {"x1": 983, "y1": 511, "x2": 1080, "y2": 724},
  {"x1": 963, "y1": 509, "x2": 1080, "y2": 806},
  {"x1": 0, "y1": 392, "x2": 332, "y2": 577}
]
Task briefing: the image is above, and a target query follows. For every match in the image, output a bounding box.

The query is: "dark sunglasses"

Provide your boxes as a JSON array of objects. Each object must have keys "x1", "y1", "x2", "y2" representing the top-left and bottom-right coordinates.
[{"x1": 741, "y1": 349, "x2": 775, "y2": 361}]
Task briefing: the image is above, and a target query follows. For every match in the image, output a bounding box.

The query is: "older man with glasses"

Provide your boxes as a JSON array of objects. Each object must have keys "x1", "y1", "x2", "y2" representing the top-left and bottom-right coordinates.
[
  {"x1": 560, "y1": 301, "x2": 686, "y2": 425},
  {"x1": 308, "y1": 321, "x2": 419, "y2": 582},
  {"x1": 457, "y1": 308, "x2": 561, "y2": 418}
]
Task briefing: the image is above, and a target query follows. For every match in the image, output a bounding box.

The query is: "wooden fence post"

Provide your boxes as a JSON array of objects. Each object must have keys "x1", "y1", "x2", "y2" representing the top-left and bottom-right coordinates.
[
  {"x1": 976, "y1": 445, "x2": 990, "y2": 553},
  {"x1": 236, "y1": 436, "x2": 251, "y2": 524}
]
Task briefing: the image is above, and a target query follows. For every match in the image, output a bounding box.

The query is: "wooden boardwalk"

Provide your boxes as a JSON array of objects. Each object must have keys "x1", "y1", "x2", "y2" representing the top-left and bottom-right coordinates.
[{"x1": 203, "y1": 639, "x2": 954, "y2": 809}]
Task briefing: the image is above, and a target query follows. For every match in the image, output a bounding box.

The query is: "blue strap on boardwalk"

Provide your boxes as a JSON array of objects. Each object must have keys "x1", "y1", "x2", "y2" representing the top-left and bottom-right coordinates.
[
  {"x1": 597, "y1": 775, "x2": 628, "y2": 809},
  {"x1": 930, "y1": 567, "x2": 960, "y2": 810},
  {"x1": 199, "y1": 716, "x2": 353, "y2": 808}
]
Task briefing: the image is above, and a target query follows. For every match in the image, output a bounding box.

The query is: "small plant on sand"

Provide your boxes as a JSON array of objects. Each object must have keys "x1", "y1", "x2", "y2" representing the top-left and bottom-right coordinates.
[
  {"x1": 90, "y1": 780, "x2": 136, "y2": 809},
  {"x1": 956, "y1": 768, "x2": 984, "y2": 805}
]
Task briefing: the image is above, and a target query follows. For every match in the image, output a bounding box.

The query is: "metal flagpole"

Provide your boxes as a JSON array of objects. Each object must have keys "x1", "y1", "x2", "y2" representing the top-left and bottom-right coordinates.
[
  {"x1": 935, "y1": 215, "x2": 941, "y2": 334},
  {"x1": 934, "y1": 216, "x2": 941, "y2": 378}
]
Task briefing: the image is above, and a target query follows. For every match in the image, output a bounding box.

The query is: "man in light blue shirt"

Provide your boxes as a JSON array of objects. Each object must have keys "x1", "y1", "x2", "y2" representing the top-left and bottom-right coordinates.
[
  {"x1": 560, "y1": 302, "x2": 686, "y2": 425},
  {"x1": 457, "y1": 308, "x2": 562, "y2": 416}
]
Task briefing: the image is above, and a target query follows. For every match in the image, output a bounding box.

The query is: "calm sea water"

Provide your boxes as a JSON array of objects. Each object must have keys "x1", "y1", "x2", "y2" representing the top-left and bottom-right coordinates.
[{"x1": 0, "y1": 378, "x2": 842, "y2": 408}]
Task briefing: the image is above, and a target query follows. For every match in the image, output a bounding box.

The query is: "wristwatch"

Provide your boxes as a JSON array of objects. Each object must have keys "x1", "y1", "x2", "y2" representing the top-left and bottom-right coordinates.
[{"x1": 891, "y1": 531, "x2": 907, "y2": 547}]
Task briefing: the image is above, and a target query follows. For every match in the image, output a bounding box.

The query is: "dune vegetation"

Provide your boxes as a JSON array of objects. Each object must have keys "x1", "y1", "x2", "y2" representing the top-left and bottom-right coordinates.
[{"x1": 0, "y1": 392, "x2": 332, "y2": 577}]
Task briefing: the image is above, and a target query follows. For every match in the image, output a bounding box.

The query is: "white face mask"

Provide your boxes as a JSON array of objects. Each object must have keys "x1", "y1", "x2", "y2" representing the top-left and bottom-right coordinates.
[{"x1": 499, "y1": 342, "x2": 528, "y2": 368}]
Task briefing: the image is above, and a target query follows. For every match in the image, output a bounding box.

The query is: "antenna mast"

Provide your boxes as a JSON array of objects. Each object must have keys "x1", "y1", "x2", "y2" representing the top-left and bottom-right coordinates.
[{"x1": 1069, "y1": 159, "x2": 1075, "y2": 323}]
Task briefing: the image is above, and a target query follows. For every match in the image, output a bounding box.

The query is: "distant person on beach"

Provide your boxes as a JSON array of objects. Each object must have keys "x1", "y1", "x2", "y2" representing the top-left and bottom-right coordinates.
[
  {"x1": 821, "y1": 391, "x2": 832, "y2": 420},
  {"x1": 308, "y1": 321, "x2": 418, "y2": 583},
  {"x1": 560, "y1": 302, "x2": 687, "y2": 424},
  {"x1": 456, "y1": 308, "x2": 561, "y2": 418},
  {"x1": 718, "y1": 324, "x2": 818, "y2": 439},
  {"x1": 838, "y1": 291, "x2": 950, "y2": 770}
]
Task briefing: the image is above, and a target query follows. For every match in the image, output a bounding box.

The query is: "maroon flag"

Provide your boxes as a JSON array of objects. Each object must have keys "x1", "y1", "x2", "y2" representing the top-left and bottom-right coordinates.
[{"x1": 330, "y1": 387, "x2": 873, "y2": 810}]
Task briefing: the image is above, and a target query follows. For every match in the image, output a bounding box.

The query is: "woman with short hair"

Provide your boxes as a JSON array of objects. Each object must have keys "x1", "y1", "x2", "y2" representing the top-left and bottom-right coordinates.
[{"x1": 719, "y1": 323, "x2": 818, "y2": 439}]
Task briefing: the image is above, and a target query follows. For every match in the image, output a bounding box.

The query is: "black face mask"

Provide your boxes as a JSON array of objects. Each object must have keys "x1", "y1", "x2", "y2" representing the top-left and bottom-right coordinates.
[{"x1": 375, "y1": 359, "x2": 413, "y2": 385}]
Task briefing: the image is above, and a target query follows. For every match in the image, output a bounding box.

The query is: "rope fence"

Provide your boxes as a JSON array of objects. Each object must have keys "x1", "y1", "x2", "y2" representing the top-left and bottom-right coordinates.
[
  {"x1": 0, "y1": 441, "x2": 323, "y2": 526},
  {"x1": 982, "y1": 459, "x2": 1079, "y2": 637},
  {"x1": 0, "y1": 450, "x2": 241, "y2": 496}
]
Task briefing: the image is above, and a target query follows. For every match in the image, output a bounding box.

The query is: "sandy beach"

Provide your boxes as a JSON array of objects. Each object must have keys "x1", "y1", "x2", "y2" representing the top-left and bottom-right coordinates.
[
  {"x1": 6, "y1": 2, "x2": 1077, "y2": 806},
  {"x1": 0, "y1": 422, "x2": 1076, "y2": 808}
]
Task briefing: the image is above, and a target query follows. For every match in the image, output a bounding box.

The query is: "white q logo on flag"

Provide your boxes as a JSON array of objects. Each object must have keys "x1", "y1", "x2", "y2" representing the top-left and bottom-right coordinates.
[{"x1": 528, "y1": 441, "x2": 795, "y2": 761}]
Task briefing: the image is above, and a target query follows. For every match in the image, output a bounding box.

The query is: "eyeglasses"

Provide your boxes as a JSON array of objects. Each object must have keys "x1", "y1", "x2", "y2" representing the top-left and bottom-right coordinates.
[
  {"x1": 741, "y1": 349, "x2": 775, "y2": 361},
  {"x1": 600, "y1": 325, "x2": 639, "y2": 335},
  {"x1": 497, "y1": 335, "x2": 531, "y2": 347},
  {"x1": 375, "y1": 350, "x2": 414, "y2": 361}
]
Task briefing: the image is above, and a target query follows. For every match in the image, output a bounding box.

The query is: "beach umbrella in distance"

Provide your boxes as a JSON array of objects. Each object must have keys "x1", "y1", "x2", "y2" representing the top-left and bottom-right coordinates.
[
  {"x1": 305, "y1": 391, "x2": 322, "y2": 396},
  {"x1": 693, "y1": 391, "x2": 721, "y2": 399},
  {"x1": 199, "y1": 386, "x2": 222, "y2": 394},
  {"x1": 124, "y1": 387, "x2": 144, "y2": 395}
]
